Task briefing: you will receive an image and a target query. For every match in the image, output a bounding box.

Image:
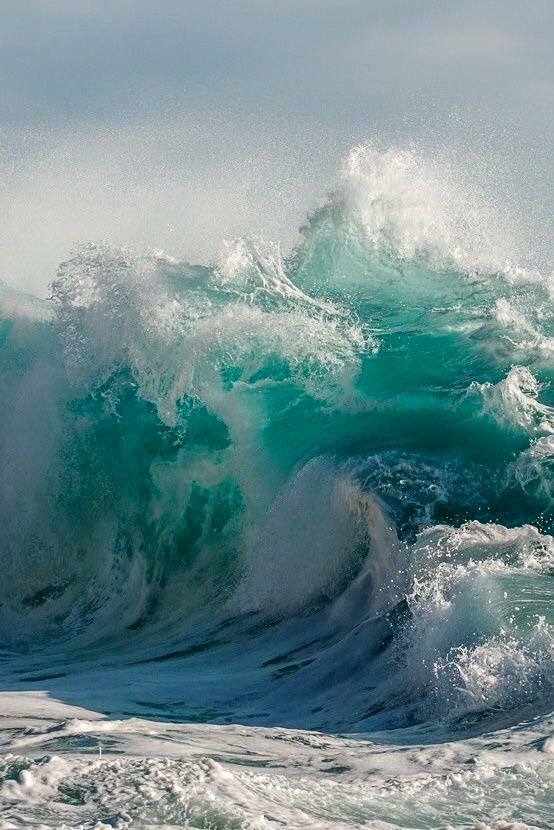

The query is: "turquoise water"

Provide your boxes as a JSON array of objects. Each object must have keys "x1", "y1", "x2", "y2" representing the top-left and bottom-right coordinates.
[{"x1": 0, "y1": 144, "x2": 552, "y2": 828}]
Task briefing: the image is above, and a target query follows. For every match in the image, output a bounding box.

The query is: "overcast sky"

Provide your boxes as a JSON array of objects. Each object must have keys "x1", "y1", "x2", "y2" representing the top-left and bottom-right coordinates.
[{"x1": 1, "y1": 1, "x2": 553, "y2": 294}]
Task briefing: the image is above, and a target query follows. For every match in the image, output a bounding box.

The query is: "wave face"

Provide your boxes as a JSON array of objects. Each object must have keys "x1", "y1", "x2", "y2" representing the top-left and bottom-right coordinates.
[{"x1": 0, "y1": 144, "x2": 553, "y2": 829}]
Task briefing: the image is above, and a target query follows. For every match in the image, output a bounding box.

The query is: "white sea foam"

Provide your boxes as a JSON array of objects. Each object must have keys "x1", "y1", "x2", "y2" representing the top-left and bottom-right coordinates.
[
  {"x1": 0, "y1": 693, "x2": 552, "y2": 830},
  {"x1": 392, "y1": 522, "x2": 554, "y2": 722},
  {"x1": 470, "y1": 366, "x2": 553, "y2": 436}
]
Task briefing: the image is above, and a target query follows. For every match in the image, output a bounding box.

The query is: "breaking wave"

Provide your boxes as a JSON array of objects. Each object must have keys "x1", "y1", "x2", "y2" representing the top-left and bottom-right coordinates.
[{"x1": 0, "y1": 143, "x2": 552, "y2": 746}]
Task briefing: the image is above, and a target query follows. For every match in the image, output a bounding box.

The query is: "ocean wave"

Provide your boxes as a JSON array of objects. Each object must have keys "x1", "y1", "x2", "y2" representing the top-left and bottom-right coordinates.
[{"x1": 0, "y1": 143, "x2": 551, "y2": 748}]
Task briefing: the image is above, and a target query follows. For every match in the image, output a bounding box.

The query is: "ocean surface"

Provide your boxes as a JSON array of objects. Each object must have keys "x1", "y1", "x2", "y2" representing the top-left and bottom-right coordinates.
[{"x1": 0, "y1": 143, "x2": 552, "y2": 829}]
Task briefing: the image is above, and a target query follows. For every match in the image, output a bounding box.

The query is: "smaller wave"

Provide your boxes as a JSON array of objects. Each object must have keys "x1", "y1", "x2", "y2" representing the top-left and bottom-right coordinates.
[
  {"x1": 52, "y1": 243, "x2": 370, "y2": 426},
  {"x1": 469, "y1": 366, "x2": 554, "y2": 512},
  {"x1": 393, "y1": 522, "x2": 554, "y2": 726}
]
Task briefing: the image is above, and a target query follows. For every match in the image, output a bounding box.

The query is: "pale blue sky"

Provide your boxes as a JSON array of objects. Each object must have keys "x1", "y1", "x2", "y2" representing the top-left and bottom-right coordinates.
[{"x1": 2, "y1": 1, "x2": 553, "y2": 293}]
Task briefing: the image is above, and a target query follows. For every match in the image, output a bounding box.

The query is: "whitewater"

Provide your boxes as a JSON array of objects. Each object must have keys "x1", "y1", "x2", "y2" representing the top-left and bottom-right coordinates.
[{"x1": 0, "y1": 143, "x2": 552, "y2": 829}]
